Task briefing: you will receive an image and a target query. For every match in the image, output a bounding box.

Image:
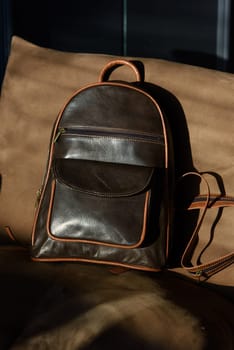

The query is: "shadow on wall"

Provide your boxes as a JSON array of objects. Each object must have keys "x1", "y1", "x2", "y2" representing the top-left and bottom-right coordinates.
[
  {"x1": 11, "y1": 0, "x2": 234, "y2": 73},
  {"x1": 173, "y1": 50, "x2": 230, "y2": 72}
]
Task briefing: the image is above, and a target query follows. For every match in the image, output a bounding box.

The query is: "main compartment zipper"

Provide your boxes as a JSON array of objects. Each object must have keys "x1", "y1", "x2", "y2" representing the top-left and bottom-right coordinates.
[{"x1": 53, "y1": 126, "x2": 164, "y2": 144}]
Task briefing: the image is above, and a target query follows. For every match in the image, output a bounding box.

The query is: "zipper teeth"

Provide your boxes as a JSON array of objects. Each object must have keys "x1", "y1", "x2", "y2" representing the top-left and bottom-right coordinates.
[{"x1": 57, "y1": 127, "x2": 164, "y2": 143}]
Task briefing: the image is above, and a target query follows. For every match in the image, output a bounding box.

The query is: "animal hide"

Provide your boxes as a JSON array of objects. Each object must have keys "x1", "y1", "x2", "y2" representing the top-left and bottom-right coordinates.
[{"x1": 11, "y1": 271, "x2": 205, "y2": 350}]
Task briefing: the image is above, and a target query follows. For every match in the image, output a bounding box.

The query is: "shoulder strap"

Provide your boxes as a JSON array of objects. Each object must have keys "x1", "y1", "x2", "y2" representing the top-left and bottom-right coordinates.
[{"x1": 180, "y1": 172, "x2": 234, "y2": 279}]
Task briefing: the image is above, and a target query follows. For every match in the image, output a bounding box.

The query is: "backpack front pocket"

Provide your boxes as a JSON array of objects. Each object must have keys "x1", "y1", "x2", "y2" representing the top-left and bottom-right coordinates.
[{"x1": 47, "y1": 159, "x2": 157, "y2": 248}]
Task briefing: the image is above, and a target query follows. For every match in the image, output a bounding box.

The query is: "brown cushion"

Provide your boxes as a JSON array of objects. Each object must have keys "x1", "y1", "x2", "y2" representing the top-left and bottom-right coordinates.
[{"x1": 0, "y1": 36, "x2": 233, "y2": 286}]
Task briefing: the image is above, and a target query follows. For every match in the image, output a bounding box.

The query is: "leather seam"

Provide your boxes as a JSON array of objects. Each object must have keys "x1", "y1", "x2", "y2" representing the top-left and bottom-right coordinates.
[{"x1": 31, "y1": 256, "x2": 161, "y2": 272}]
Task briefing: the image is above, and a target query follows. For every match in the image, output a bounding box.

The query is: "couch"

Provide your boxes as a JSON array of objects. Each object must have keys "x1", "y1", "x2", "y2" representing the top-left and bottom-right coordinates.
[{"x1": 0, "y1": 36, "x2": 233, "y2": 349}]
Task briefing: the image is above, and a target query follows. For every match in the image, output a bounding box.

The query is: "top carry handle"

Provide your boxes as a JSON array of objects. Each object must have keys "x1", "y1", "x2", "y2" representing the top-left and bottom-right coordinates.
[{"x1": 99, "y1": 59, "x2": 143, "y2": 83}]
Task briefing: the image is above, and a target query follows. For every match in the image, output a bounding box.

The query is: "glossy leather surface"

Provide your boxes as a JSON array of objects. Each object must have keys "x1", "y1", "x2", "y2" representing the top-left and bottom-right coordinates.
[
  {"x1": 54, "y1": 133, "x2": 164, "y2": 167},
  {"x1": 54, "y1": 159, "x2": 153, "y2": 196},
  {"x1": 32, "y1": 64, "x2": 172, "y2": 271}
]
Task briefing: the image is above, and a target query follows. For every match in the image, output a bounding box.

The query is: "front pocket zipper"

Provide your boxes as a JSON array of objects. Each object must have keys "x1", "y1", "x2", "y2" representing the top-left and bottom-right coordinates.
[{"x1": 53, "y1": 126, "x2": 164, "y2": 144}]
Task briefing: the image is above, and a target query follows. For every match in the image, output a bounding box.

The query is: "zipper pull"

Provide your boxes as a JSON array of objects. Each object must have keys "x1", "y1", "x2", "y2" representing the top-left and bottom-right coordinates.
[
  {"x1": 35, "y1": 188, "x2": 42, "y2": 208},
  {"x1": 53, "y1": 127, "x2": 65, "y2": 143}
]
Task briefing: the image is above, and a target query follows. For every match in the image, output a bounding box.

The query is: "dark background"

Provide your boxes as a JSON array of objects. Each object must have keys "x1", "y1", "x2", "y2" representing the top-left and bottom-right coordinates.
[{"x1": 1, "y1": 0, "x2": 234, "y2": 88}]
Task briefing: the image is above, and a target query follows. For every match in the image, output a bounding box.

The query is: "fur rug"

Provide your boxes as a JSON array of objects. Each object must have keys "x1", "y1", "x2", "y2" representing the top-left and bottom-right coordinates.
[
  {"x1": 0, "y1": 250, "x2": 233, "y2": 350},
  {"x1": 10, "y1": 273, "x2": 205, "y2": 350}
]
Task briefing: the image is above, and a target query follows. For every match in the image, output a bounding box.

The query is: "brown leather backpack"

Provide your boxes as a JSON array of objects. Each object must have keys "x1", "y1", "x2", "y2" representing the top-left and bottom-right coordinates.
[
  {"x1": 31, "y1": 60, "x2": 174, "y2": 272},
  {"x1": 31, "y1": 59, "x2": 234, "y2": 277}
]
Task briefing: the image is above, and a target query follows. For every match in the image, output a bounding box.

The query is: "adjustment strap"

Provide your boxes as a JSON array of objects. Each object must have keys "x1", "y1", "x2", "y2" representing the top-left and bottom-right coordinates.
[
  {"x1": 180, "y1": 172, "x2": 234, "y2": 279},
  {"x1": 188, "y1": 194, "x2": 234, "y2": 210}
]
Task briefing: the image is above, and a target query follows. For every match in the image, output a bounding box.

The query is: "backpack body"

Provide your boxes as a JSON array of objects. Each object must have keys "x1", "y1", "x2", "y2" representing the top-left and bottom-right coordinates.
[{"x1": 31, "y1": 60, "x2": 174, "y2": 272}]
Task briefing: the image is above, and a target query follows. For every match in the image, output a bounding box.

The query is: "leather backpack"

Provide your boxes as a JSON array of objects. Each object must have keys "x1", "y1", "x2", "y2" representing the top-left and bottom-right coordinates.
[
  {"x1": 31, "y1": 59, "x2": 234, "y2": 277},
  {"x1": 31, "y1": 60, "x2": 174, "y2": 272}
]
